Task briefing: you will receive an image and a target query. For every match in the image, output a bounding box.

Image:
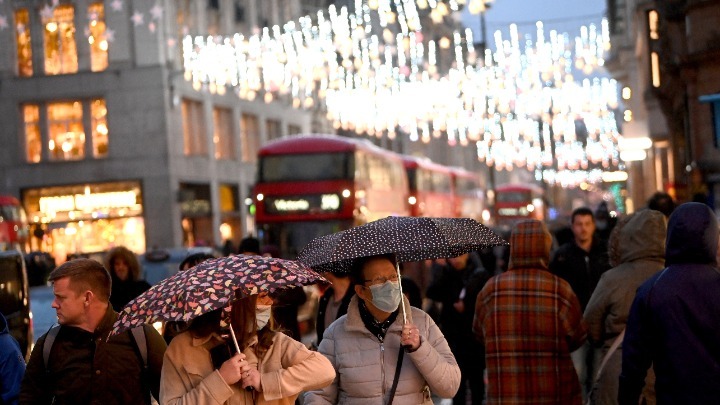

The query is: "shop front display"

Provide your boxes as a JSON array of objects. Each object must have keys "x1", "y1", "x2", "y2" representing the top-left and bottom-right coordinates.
[{"x1": 22, "y1": 181, "x2": 145, "y2": 263}]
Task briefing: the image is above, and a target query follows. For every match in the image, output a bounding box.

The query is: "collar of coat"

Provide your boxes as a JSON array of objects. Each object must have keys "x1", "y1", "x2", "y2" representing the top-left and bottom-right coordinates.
[
  {"x1": 344, "y1": 295, "x2": 414, "y2": 337},
  {"x1": 191, "y1": 329, "x2": 259, "y2": 349}
]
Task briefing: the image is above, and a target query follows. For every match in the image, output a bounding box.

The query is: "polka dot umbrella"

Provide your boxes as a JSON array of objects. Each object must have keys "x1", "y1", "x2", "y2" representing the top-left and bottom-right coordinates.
[
  {"x1": 111, "y1": 254, "x2": 327, "y2": 336},
  {"x1": 296, "y1": 216, "x2": 508, "y2": 322},
  {"x1": 297, "y1": 216, "x2": 508, "y2": 273}
]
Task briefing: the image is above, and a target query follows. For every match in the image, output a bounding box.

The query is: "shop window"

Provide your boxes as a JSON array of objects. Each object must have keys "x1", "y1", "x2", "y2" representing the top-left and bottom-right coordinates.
[
  {"x1": 15, "y1": 9, "x2": 33, "y2": 77},
  {"x1": 47, "y1": 101, "x2": 85, "y2": 161},
  {"x1": 91, "y1": 99, "x2": 109, "y2": 158},
  {"x1": 23, "y1": 99, "x2": 108, "y2": 162},
  {"x1": 266, "y1": 119, "x2": 282, "y2": 141},
  {"x1": 181, "y1": 99, "x2": 207, "y2": 156},
  {"x1": 43, "y1": 4, "x2": 78, "y2": 75},
  {"x1": 88, "y1": 3, "x2": 108, "y2": 72},
  {"x1": 213, "y1": 107, "x2": 235, "y2": 160},
  {"x1": 23, "y1": 105, "x2": 41, "y2": 163},
  {"x1": 240, "y1": 113, "x2": 259, "y2": 163}
]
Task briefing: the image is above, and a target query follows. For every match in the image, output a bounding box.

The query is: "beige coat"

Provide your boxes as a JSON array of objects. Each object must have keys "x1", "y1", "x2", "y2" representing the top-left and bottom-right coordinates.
[
  {"x1": 160, "y1": 330, "x2": 335, "y2": 405},
  {"x1": 304, "y1": 296, "x2": 461, "y2": 405}
]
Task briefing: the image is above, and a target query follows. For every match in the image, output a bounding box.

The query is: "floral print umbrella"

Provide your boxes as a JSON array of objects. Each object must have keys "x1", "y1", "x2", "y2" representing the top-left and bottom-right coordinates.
[
  {"x1": 111, "y1": 254, "x2": 327, "y2": 336},
  {"x1": 297, "y1": 216, "x2": 508, "y2": 273}
]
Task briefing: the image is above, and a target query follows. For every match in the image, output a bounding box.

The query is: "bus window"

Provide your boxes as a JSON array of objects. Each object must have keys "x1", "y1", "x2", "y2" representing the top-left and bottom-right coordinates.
[{"x1": 260, "y1": 153, "x2": 350, "y2": 182}]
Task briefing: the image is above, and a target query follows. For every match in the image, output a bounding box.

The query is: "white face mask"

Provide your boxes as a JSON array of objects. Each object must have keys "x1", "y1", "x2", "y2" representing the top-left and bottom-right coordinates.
[{"x1": 256, "y1": 304, "x2": 272, "y2": 330}]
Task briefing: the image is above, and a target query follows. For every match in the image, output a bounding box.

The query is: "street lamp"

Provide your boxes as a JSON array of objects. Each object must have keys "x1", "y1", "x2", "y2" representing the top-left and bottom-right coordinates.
[
  {"x1": 466, "y1": 0, "x2": 493, "y2": 53},
  {"x1": 465, "y1": 0, "x2": 496, "y2": 219}
]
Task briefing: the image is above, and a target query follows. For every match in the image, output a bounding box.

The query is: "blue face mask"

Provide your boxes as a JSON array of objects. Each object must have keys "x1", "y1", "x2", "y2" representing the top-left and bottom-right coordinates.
[{"x1": 368, "y1": 280, "x2": 402, "y2": 313}]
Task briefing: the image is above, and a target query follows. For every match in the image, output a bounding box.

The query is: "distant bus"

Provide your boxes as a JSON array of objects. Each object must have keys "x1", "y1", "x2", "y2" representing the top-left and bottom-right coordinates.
[
  {"x1": 252, "y1": 134, "x2": 410, "y2": 257},
  {"x1": 0, "y1": 195, "x2": 29, "y2": 252},
  {"x1": 494, "y1": 183, "x2": 546, "y2": 227},
  {"x1": 402, "y1": 156, "x2": 455, "y2": 218},
  {"x1": 449, "y1": 167, "x2": 487, "y2": 222}
]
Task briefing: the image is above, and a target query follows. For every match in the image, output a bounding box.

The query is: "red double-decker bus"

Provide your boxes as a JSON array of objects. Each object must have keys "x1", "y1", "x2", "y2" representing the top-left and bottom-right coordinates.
[
  {"x1": 402, "y1": 156, "x2": 456, "y2": 218},
  {"x1": 494, "y1": 183, "x2": 546, "y2": 228},
  {"x1": 252, "y1": 134, "x2": 410, "y2": 257},
  {"x1": 449, "y1": 167, "x2": 487, "y2": 222},
  {"x1": 0, "y1": 196, "x2": 29, "y2": 252}
]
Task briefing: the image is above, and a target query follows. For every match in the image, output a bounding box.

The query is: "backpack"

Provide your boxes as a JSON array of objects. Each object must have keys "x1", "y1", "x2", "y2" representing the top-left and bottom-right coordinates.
[{"x1": 42, "y1": 324, "x2": 148, "y2": 371}]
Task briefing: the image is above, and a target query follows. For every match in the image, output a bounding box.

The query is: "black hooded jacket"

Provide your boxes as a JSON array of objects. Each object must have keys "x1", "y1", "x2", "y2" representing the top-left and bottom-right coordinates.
[{"x1": 619, "y1": 203, "x2": 720, "y2": 404}]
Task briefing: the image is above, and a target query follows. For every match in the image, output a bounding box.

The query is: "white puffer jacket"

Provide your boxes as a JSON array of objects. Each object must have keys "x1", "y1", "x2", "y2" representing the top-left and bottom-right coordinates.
[{"x1": 304, "y1": 296, "x2": 461, "y2": 405}]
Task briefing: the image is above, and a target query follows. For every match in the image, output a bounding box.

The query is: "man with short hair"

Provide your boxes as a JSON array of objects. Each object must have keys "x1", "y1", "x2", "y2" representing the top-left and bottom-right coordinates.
[
  {"x1": 550, "y1": 207, "x2": 610, "y2": 400},
  {"x1": 20, "y1": 259, "x2": 166, "y2": 405}
]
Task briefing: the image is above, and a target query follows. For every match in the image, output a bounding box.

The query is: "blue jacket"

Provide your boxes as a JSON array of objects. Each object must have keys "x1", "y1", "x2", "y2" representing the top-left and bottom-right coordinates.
[
  {"x1": 619, "y1": 203, "x2": 720, "y2": 405},
  {"x1": 0, "y1": 312, "x2": 26, "y2": 405}
]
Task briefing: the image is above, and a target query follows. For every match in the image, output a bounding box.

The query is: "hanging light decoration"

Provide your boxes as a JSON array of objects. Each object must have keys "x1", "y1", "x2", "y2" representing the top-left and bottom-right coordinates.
[{"x1": 182, "y1": 0, "x2": 621, "y2": 186}]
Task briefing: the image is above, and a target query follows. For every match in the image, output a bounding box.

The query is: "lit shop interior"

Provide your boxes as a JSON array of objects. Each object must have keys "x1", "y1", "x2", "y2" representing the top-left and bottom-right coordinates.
[{"x1": 22, "y1": 181, "x2": 145, "y2": 264}]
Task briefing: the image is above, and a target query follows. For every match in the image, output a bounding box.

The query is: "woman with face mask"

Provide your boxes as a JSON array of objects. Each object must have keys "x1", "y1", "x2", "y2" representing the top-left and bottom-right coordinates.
[
  {"x1": 160, "y1": 291, "x2": 335, "y2": 404},
  {"x1": 304, "y1": 254, "x2": 461, "y2": 405}
]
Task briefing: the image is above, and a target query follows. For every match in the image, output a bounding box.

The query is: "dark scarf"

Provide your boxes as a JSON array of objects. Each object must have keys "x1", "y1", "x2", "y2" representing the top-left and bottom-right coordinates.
[{"x1": 358, "y1": 299, "x2": 399, "y2": 343}]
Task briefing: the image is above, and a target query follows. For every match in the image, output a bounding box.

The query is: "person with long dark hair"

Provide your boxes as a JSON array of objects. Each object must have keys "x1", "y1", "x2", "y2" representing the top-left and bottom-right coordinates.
[
  {"x1": 160, "y1": 291, "x2": 335, "y2": 404},
  {"x1": 104, "y1": 246, "x2": 150, "y2": 311}
]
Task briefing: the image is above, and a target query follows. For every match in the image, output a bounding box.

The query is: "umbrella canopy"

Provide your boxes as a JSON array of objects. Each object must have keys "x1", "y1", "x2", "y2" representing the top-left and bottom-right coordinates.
[
  {"x1": 111, "y1": 254, "x2": 327, "y2": 336},
  {"x1": 296, "y1": 216, "x2": 508, "y2": 273}
]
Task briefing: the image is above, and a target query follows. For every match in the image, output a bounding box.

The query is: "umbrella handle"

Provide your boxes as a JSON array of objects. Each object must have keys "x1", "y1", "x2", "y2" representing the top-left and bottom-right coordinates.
[
  {"x1": 229, "y1": 326, "x2": 255, "y2": 392},
  {"x1": 395, "y1": 261, "x2": 407, "y2": 324}
]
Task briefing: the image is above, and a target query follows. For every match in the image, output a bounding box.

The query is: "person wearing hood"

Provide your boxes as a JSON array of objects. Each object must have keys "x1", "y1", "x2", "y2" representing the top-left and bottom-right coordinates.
[
  {"x1": 0, "y1": 311, "x2": 25, "y2": 405},
  {"x1": 104, "y1": 246, "x2": 151, "y2": 311},
  {"x1": 584, "y1": 209, "x2": 666, "y2": 405},
  {"x1": 619, "y1": 203, "x2": 720, "y2": 404},
  {"x1": 474, "y1": 219, "x2": 587, "y2": 405},
  {"x1": 304, "y1": 254, "x2": 461, "y2": 404}
]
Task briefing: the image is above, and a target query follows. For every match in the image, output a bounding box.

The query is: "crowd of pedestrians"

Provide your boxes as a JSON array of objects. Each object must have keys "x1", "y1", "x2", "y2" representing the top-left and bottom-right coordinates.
[{"x1": 3, "y1": 192, "x2": 719, "y2": 405}]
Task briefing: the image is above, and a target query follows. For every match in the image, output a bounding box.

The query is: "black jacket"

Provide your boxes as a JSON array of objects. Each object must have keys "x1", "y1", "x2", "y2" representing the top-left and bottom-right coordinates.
[
  {"x1": 549, "y1": 236, "x2": 610, "y2": 311},
  {"x1": 619, "y1": 203, "x2": 720, "y2": 405},
  {"x1": 19, "y1": 306, "x2": 166, "y2": 405},
  {"x1": 315, "y1": 287, "x2": 354, "y2": 345}
]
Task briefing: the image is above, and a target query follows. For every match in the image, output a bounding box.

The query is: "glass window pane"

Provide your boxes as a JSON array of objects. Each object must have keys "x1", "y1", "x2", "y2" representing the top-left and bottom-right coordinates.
[
  {"x1": 43, "y1": 5, "x2": 78, "y2": 75},
  {"x1": 91, "y1": 99, "x2": 108, "y2": 158},
  {"x1": 181, "y1": 99, "x2": 207, "y2": 156},
  {"x1": 240, "y1": 113, "x2": 259, "y2": 163},
  {"x1": 288, "y1": 124, "x2": 302, "y2": 136},
  {"x1": 88, "y1": 3, "x2": 108, "y2": 72},
  {"x1": 213, "y1": 107, "x2": 234, "y2": 160},
  {"x1": 47, "y1": 101, "x2": 85, "y2": 161},
  {"x1": 15, "y1": 9, "x2": 33, "y2": 77},
  {"x1": 266, "y1": 119, "x2": 281, "y2": 141},
  {"x1": 24, "y1": 105, "x2": 41, "y2": 163},
  {"x1": 260, "y1": 153, "x2": 348, "y2": 182}
]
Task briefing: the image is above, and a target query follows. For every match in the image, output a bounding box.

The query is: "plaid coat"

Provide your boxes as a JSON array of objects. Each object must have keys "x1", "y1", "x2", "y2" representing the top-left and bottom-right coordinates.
[{"x1": 473, "y1": 220, "x2": 587, "y2": 405}]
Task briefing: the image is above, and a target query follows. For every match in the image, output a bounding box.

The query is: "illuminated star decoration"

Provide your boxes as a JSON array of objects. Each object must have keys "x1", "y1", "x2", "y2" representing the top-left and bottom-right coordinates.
[
  {"x1": 150, "y1": 4, "x2": 163, "y2": 20},
  {"x1": 39, "y1": 4, "x2": 54, "y2": 20},
  {"x1": 0, "y1": 15, "x2": 7, "y2": 30},
  {"x1": 105, "y1": 27, "x2": 116, "y2": 43},
  {"x1": 131, "y1": 11, "x2": 144, "y2": 26},
  {"x1": 110, "y1": 0, "x2": 123, "y2": 12}
]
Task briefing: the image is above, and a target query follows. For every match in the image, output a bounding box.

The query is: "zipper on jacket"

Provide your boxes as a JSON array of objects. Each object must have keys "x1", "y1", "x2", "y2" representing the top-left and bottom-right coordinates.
[{"x1": 380, "y1": 341, "x2": 386, "y2": 397}]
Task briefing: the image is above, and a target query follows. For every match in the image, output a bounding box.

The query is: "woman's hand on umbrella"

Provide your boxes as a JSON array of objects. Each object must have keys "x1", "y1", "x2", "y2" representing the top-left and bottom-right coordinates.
[
  {"x1": 242, "y1": 367, "x2": 262, "y2": 392},
  {"x1": 401, "y1": 323, "x2": 421, "y2": 351},
  {"x1": 219, "y1": 353, "x2": 251, "y2": 385}
]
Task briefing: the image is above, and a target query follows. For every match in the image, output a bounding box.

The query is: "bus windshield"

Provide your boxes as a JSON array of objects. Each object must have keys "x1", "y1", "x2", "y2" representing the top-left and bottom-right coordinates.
[
  {"x1": 496, "y1": 191, "x2": 531, "y2": 203},
  {"x1": 259, "y1": 153, "x2": 350, "y2": 182}
]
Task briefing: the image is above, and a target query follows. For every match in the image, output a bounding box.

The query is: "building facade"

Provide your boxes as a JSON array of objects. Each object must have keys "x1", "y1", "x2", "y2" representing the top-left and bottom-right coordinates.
[
  {"x1": 0, "y1": 0, "x2": 326, "y2": 261},
  {"x1": 605, "y1": 0, "x2": 720, "y2": 210}
]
